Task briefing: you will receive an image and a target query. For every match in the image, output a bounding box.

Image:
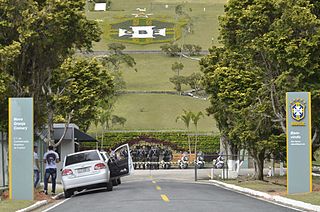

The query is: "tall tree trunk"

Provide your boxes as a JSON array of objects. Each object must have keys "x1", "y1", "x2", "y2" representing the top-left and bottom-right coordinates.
[
  {"x1": 188, "y1": 135, "x2": 191, "y2": 154},
  {"x1": 255, "y1": 151, "x2": 265, "y2": 181},
  {"x1": 47, "y1": 105, "x2": 54, "y2": 146}
]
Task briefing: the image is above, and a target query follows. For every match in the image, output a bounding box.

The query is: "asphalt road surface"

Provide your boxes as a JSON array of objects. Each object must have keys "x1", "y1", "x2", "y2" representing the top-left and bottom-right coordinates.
[{"x1": 46, "y1": 170, "x2": 299, "y2": 212}]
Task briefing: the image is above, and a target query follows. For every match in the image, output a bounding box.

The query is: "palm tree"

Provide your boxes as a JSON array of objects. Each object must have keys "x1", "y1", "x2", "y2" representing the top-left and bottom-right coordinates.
[
  {"x1": 176, "y1": 110, "x2": 193, "y2": 154},
  {"x1": 191, "y1": 111, "x2": 204, "y2": 156},
  {"x1": 99, "y1": 110, "x2": 111, "y2": 150},
  {"x1": 191, "y1": 111, "x2": 204, "y2": 181}
]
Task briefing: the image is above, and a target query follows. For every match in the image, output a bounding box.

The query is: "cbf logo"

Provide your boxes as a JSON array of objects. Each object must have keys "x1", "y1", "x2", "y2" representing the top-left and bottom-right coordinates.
[{"x1": 290, "y1": 98, "x2": 306, "y2": 121}]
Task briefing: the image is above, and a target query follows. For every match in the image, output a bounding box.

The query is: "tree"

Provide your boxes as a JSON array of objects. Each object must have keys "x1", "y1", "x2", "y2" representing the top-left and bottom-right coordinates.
[
  {"x1": 52, "y1": 58, "x2": 114, "y2": 132},
  {"x1": 183, "y1": 44, "x2": 202, "y2": 56},
  {"x1": 171, "y1": 62, "x2": 184, "y2": 76},
  {"x1": 112, "y1": 115, "x2": 127, "y2": 127},
  {"x1": 190, "y1": 111, "x2": 204, "y2": 156},
  {"x1": 160, "y1": 43, "x2": 181, "y2": 57},
  {"x1": 176, "y1": 110, "x2": 193, "y2": 154},
  {"x1": 201, "y1": 0, "x2": 320, "y2": 179},
  {"x1": 0, "y1": 0, "x2": 102, "y2": 144},
  {"x1": 175, "y1": 4, "x2": 184, "y2": 17},
  {"x1": 186, "y1": 73, "x2": 203, "y2": 93},
  {"x1": 169, "y1": 75, "x2": 186, "y2": 93}
]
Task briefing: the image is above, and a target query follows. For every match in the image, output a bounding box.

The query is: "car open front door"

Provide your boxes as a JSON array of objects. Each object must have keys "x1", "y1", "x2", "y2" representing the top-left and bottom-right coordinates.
[{"x1": 109, "y1": 144, "x2": 134, "y2": 179}]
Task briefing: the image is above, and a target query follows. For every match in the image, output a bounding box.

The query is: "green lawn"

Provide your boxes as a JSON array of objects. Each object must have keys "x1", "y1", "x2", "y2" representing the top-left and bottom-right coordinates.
[
  {"x1": 0, "y1": 200, "x2": 35, "y2": 212},
  {"x1": 88, "y1": 93, "x2": 217, "y2": 132},
  {"x1": 123, "y1": 54, "x2": 201, "y2": 91},
  {"x1": 224, "y1": 176, "x2": 320, "y2": 206},
  {"x1": 86, "y1": 0, "x2": 226, "y2": 51},
  {"x1": 86, "y1": 1, "x2": 223, "y2": 133}
]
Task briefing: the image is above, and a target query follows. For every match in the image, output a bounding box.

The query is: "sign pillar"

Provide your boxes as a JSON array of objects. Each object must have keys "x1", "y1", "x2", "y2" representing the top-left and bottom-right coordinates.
[
  {"x1": 9, "y1": 98, "x2": 33, "y2": 200},
  {"x1": 286, "y1": 92, "x2": 312, "y2": 194}
]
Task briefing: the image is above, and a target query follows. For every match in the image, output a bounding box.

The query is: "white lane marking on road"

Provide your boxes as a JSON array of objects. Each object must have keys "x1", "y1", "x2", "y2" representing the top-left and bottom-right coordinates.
[
  {"x1": 152, "y1": 180, "x2": 156, "y2": 184},
  {"x1": 161, "y1": 194, "x2": 170, "y2": 202},
  {"x1": 42, "y1": 197, "x2": 71, "y2": 212}
]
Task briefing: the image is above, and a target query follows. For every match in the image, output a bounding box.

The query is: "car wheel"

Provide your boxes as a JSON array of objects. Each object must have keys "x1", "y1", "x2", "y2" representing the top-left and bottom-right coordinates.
[
  {"x1": 112, "y1": 179, "x2": 118, "y2": 186},
  {"x1": 117, "y1": 178, "x2": 121, "y2": 185},
  {"x1": 106, "y1": 181, "x2": 113, "y2": 191},
  {"x1": 64, "y1": 189, "x2": 74, "y2": 198}
]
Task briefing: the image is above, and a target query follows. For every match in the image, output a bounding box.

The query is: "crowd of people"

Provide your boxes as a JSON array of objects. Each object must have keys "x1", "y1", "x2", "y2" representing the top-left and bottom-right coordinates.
[{"x1": 130, "y1": 146, "x2": 173, "y2": 169}]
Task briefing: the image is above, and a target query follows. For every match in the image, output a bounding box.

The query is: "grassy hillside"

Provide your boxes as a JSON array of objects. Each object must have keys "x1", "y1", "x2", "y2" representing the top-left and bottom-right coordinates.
[
  {"x1": 86, "y1": 0, "x2": 225, "y2": 133},
  {"x1": 123, "y1": 54, "x2": 201, "y2": 91},
  {"x1": 86, "y1": 0, "x2": 226, "y2": 51},
  {"x1": 88, "y1": 93, "x2": 217, "y2": 133}
]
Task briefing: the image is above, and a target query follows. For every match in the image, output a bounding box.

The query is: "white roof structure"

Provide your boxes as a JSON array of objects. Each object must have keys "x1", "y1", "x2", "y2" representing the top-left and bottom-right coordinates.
[{"x1": 94, "y1": 3, "x2": 107, "y2": 11}]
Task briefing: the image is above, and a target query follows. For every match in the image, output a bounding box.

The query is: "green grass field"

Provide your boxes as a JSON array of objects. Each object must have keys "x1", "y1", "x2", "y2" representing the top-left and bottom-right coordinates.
[
  {"x1": 123, "y1": 54, "x2": 201, "y2": 91},
  {"x1": 86, "y1": 0, "x2": 225, "y2": 133},
  {"x1": 226, "y1": 176, "x2": 320, "y2": 206},
  {"x1": 86, "y1": 0, "x2": 226, "y2": 51},
  {"x1": 0, "y1": 200, "x2": 35, "y2": 212},
  {"x1": 88, "y1": 93, "x2": 217, "y2": 132}
]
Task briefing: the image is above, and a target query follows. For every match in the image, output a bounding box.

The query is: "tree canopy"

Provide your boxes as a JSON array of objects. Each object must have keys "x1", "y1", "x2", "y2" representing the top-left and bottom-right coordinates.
[
  {"x1": 201, "y1": 0, "x2": 320, "y2": 179},
  {"x1": 0, "y1": 0, "x2": 113, "y2": 143}
]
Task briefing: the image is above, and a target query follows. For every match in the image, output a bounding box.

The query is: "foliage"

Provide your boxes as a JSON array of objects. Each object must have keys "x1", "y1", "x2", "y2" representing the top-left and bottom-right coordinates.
[
  {"x1": 182, "y1": 44, "x2": 202, "y2": 56},
  {"x1": 111, "y1": 115, "x2": 127, "y2": 127},
  {"x1": 81, "y1": 131, "x2": 220, "y2": 153},
  {"x1": 160, "y1": 43, "x2": 181, "y2": 57},
  {"x1": 186, "y1": 73, "x2": 203, "y2": 91},
  {"x1": 200, "y1": 0, "x2": 320, "y2": 179},
  {"x1": 0, "y1": 0, "x2": 102, "y2": 139},
  {"x1": 171, "y1": 61, "x2": 184, "y2": 76},
  {"x1": 169, "y1": 75, "x2": 187, "y2": 92},
  {"x1": 100, "y1": 43, "x2": 137, "y2": 72},
  {"x1": 176, "y1": 110, "x2": 193, "y2": 153},
  {"x1": 52, "y1": 57, "x2": 114, "y2": 131}
]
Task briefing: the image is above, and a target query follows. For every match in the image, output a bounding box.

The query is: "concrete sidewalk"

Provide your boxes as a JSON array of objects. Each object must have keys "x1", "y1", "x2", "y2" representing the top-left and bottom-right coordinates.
[{"x1": 208, "y1": 179, "x2": 320, "y2": 212}]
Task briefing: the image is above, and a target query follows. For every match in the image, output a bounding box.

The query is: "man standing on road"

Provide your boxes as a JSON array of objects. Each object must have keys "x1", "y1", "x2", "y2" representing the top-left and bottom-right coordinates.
[
  {"x1": 34, "y1": 145, "x2": 40, "y2": 188},
  {"x1": 43, "y1": 145, "x2": 59, "y2": 195}
]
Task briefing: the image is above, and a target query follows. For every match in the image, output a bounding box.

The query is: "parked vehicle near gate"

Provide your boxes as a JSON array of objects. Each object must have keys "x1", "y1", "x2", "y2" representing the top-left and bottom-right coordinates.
[
  {"x1": 196, "y1": 151, "x2": 205, "y2": 169},
  {"x1": 61, "y1": 144, "x2": 133, "y2": 198},
  {"x1": 213, "y1": 154, "x2": 224, "y2": 169},
  {"x1": 178, "y1": 152, "x2": 189, "y2": 169}
]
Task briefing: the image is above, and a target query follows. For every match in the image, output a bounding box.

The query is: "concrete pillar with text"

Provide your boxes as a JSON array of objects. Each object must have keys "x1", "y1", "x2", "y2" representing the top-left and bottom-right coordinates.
[
  {"x1": 9, "y1": 98, "x2": 34, "y2": 200},
  {"x1": 286, "y1": 92, "x2": 312, "y2": 194}
]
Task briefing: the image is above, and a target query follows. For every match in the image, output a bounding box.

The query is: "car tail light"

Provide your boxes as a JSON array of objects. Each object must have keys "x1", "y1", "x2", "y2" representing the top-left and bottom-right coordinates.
[
  {"x1": 62, "y1": 169, "x2": 73, "y2": 176},
  {"x1": 94, "y1": 163, "x2": 106, "y2": 170}
]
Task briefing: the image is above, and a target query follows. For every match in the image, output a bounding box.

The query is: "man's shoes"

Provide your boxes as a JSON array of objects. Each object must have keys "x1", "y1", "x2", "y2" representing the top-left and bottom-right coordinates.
[
  {"x1": 43, "y1": 190, "x2": 48, "y2": 195},
  {"x1": 52, "y1": 192, "x2": 56, "y2": 196}
]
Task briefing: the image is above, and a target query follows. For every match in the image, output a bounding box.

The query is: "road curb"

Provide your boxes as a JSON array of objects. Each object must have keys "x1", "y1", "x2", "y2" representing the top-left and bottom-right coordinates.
[
  {"x1": 16, "y1": 192, "x2": 64, "y2": 212},
  {"x1": 209, "y1": 180, "x2": 320, "y2": 212},
  {"x1": 16, "y1": 200, "x2": 48, "y2": 212}
]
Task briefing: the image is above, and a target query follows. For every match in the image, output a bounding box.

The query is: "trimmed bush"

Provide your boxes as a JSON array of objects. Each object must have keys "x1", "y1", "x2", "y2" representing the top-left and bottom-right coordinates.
[{"x1": 81, "y1": 131, "x2": 220, "y2": 153}]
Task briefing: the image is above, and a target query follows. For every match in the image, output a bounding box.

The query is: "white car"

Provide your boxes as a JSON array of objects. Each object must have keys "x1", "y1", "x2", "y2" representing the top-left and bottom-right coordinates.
[{"x1": 61, "y1": 144, "x2": 133, "y2": 198}]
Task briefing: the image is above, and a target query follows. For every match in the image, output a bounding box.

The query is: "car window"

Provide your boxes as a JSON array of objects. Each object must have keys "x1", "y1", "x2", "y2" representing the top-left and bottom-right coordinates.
[
  {"x1": 65, "y1": 151, "x2": 100, "y2": 166},
  {"x1": 115, "y1": 146, "x2": 128, "y2": 160}
]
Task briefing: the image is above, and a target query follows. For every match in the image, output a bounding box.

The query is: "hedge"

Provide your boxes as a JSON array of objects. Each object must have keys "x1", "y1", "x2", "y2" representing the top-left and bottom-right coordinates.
[{"x1": 81, "y1": 131, "x2": 220, "y2": 153}]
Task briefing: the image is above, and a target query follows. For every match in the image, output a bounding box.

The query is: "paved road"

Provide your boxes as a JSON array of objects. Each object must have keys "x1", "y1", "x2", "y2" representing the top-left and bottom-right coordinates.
[
  {"x1": 46, "y1": 170, "x2": 298, "y2": 212},
  {"x1": 79, "y1": 50, "x2": 209, "y2": 55}
]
